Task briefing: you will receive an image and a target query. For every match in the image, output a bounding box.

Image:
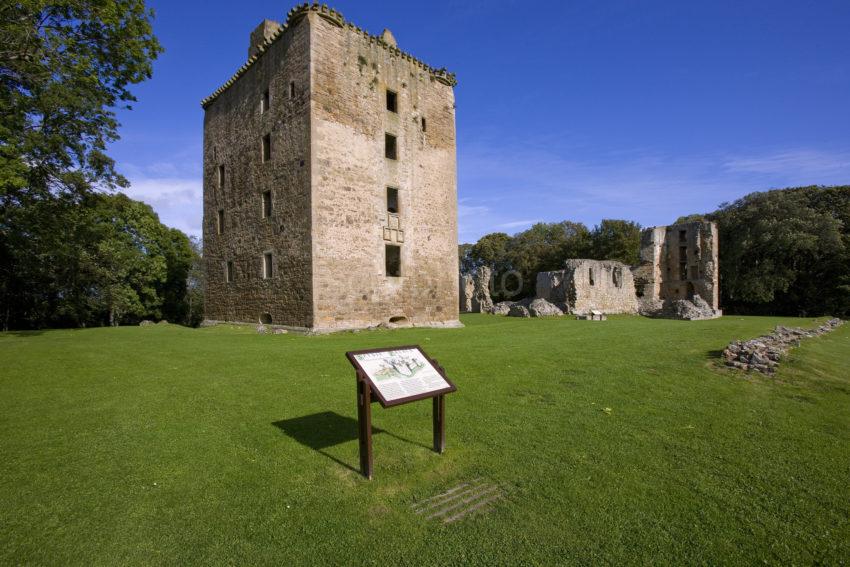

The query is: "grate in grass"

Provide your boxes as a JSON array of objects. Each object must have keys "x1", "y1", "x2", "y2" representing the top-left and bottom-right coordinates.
[{"x1": 411, "y1": 478, "x2": 506, "y2": 524}]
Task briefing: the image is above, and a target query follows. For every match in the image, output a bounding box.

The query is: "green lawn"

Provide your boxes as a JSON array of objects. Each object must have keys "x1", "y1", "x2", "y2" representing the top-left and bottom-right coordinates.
[{"x1": 1, "y1": 315, "x2": 848, "y2": 565}]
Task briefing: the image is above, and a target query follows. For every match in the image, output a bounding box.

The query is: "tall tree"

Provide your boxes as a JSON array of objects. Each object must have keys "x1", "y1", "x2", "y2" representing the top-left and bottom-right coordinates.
[{"x1": 0, "y1": 1, "x2": 162, "y2": 329}]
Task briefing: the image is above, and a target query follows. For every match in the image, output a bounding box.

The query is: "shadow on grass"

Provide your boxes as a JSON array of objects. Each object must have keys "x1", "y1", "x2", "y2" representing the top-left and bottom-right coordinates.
[
  {"x1": 273, "y1": 411, "x2": 429, "y2": 473},
  {"x1": 706, "y1": 349, "x2": 724, "y2": 360},
  {"x1": 4, "y1": 330, "x2": 47, "y2": 337}
]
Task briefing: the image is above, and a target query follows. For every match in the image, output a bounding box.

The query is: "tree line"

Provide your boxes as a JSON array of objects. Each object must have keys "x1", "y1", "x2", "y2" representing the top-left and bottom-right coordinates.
[
  {"x1": 1, "y1": 192, "x2": 204, "y2": 330},
  {"x1": 0, "y1": 2, "x2": 206, "y2": 330},
  {"x1": 460, "y1": 185, "x2": 850, "y2": 317}
]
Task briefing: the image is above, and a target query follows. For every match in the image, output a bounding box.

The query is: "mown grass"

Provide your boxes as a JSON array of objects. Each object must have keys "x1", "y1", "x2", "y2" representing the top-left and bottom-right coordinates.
[{"x1": 1, "y1": 315, "x2": 848, "y2": 565}]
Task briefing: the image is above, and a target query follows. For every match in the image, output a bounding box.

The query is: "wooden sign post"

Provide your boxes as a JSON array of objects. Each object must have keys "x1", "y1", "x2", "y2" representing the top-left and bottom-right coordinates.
[{"x1": 346, "y1": 346, "x2": 456, "y2": 480}]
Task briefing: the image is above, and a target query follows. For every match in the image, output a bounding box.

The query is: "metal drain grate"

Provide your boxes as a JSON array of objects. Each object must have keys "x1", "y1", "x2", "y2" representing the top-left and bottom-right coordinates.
[{"x1": 411, "y1": 478, "x2": 506, "y2": 523}]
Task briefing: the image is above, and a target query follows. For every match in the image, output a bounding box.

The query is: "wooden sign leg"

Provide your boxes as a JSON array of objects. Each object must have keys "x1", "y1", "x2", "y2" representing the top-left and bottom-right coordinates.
[
  {"x1": 433, "y1": 394, "x2": 445, "y2": 454},
  {"x1": 357, "y1": 374, "x2": 373, "y2": 479}
]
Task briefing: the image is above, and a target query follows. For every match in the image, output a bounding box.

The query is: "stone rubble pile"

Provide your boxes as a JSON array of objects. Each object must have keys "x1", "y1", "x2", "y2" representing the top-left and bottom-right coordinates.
[
  {"x1": 722, "y1": 318, "x2": 844, "y2": 373},
  {"x1": 488, "y1": 297, "x2": 565, "y2": 318},
  {"x1": 640, "y1": 294, "x2": 721, "y2": 321}
]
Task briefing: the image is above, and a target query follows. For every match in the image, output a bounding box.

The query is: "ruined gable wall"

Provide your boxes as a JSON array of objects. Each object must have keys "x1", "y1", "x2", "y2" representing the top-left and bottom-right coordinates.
[
  {"x1": 203, "y1": 17, "x2": 313, "y2": 327},
  {"x1": 563, "y1": 260, "x2": 639, "y2": 315},
  {"x1": 308, "y1": 14, "x2": 459, "y2": 330}
]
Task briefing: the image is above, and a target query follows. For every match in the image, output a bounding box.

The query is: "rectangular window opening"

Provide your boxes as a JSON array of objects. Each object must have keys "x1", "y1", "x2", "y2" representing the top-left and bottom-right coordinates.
[
  {"x1": 216, "y1": 209, "x2": 224, "y2": 234},
  {"x1": 421, "y1": 117, "x2": 427, "y2": 132},
  {"x1": 385, "y1": 133, "x2": 397, "y2": 160},
  {"x1": 385, "y1": 244, "x2": 401, "y2": 277},
  {"x1": 263, "y1": 252, "x2": 273, "y2": 279},
  {"x1": 588, "y1": 267, "x2": 594, "y2": 286},
  {"x1": 262, "y1": 134, "x2": 271, "y2": 162},
  {"x1": 289, "y1": 81, "x2": 296, "y2": 99},
  {"x1": 261, "y1": 89, "x2": 270, "y2": 113},
  {"x1": 218, "y1": 165, "x2": 225, "y2": 188},
  {"x1": 226, "y1": 261, "x2": 234, "y2": 283},
  {"x1": 386, "y1": 89, "x2": 397, "y2": 113},
  {"x1": 679, "y1": 229, "x2": 687, "y2": 242},
  {"x1": 386, "y1": 187, "x2": 399, "y2": 214},
  {"x1": 262, "y1": 190, "x2": 272, "y2": 218}
]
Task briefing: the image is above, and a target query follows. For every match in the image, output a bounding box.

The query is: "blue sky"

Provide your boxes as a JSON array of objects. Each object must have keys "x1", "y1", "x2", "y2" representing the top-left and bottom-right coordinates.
[{"x1": 111, "y1": 0, "x2": 850, "y2": 243}]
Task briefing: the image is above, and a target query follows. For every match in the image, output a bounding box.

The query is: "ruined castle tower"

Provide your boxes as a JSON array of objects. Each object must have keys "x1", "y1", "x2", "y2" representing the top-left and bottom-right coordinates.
[
  {"x1": 633, "y1": 220, "x2": 720, "y2": 310},
  {"x1": 201, "y1": 4, "x2": 460, "y2": 331}
]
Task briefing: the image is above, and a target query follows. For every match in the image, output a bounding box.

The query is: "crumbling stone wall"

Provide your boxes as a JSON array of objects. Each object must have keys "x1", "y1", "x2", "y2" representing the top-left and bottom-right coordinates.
[
  {"x1": 633, "y1": 220, "x2": 720, "y2": 311},
  {"x1": 537, "y1": 259, "x2": 638, "y2": 315},
  {"x1": 201, "y1": 5, "x2": 459, "y2": 331},
  {"x1": 459, "y1": 267, "x2": 493, "y2": 313},
  {"x1": 722, "y1": 319, "x2": 843, "y2": 373}
]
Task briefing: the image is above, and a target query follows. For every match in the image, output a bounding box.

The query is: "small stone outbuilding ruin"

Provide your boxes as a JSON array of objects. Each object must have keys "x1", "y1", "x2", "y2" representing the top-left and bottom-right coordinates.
[
  {"x1": 632, "y1": 220, "x2": 721, "y2": 319},
  {"x1": 536, "y1": 259, "x2": 639, "y2": 316}
]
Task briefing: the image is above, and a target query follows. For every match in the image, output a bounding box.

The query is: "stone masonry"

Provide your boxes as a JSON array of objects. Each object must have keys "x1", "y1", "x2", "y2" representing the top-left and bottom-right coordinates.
[
  {"x1": 536, "y1": 259, "x2": 639, "y2": 316},
  {"x1": 202, "y1": 4, "x2": 460, "y2": 331},
  {"x1": 633, "y1": 220, "x2": 720, "y2": 312}
]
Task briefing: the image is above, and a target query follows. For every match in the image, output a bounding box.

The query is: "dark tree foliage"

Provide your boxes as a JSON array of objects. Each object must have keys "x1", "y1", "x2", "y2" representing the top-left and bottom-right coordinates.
[
  {"x1": 708, "y1": 186, "x2": 850, "y2": 317},
  {"x1": 1, "y1": 192, "x2": 198, "y2": 329},
  {"x1": 0, "y1": 1, "x2": 175, "y2": 330},
  {"x1": 589, "y1": 219, "x2": 642, "y2": 265},
  {"x1": 457, "y1": 243, "x2": 474, "y2": 276}
]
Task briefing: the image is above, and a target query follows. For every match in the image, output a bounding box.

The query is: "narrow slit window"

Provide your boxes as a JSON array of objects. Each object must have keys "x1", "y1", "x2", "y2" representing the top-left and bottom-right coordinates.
[
  {"x1": 387, "y1": 187, "x2": 399, "y2": 214},
  {"x1": 226, "y1": 261, "x2": 234, "y2": 283},
  {"x1": 385, "y1": 133, "x2": 397, "y2": 160},
  {"x1": 289, "y1": 81, "x2": 296, "y2": 99},
  {"x1": 263, "y1": 252, "x2": 273, "y2": 279},
  {"x1": 386, "y1": 89, "x2": 397, "y2": 113},
  {"x1": 218, "y1": 165, "x2": 225, "y2": 188},
  {"x1": 421, "y1": 117, "x2": 427, "y2": 132},
  {"x1": 261, "y1": 89, "x2": 270, "y2": 113},
  {"x1": 216, "y1": 209, "x2": 224, "y2": 234},
  {"x1": 385, "y1": 244, "x2": 401, "y2": 277},
  {"x1": 588, "y1": 267, "x2": 594, "y2": 286},
  {"x1": 262, "y1": 134, "x2": 271, "y2": 162},
  {"x1": 262, "y1": 190, "x2": 272, "y2": 218}
]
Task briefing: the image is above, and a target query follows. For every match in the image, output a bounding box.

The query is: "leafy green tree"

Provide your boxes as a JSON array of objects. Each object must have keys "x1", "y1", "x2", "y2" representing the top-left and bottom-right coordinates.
[
  {"x1": 710, "y1": 186, "x2": 850, "y2": 316},
  {"x1": 0, "y1": 1, "x2": 162, "y2": 201},
  {"x1": 0, "y1": 1, "x2": 162, "y2": 329},
  {"x1": 457, "y1": 243, "x2": 474, "y2": 276},
  {"x1": 185, "y1": 237, "x2": 205, "y2": 327},
  {"x1": 589, "y1": 219, "x2": 641, "y2": 265},
  {"x1": 87, "y1": 194, "x2": 167, "y2": 325},
  {"x1": 469, "y1": 232, "x2": 511, "y2": 271},
  {"x1": 505, "y1": 222, "x2": 591, "y2": 296}
]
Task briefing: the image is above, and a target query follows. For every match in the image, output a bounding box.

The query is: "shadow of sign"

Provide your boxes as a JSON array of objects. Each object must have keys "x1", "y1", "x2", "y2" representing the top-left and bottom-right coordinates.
[{"x1": 272, "y1": 411, "x2": 429, "y2": 473}]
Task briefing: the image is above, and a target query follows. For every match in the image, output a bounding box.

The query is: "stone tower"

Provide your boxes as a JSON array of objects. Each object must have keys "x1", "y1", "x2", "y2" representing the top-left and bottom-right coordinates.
[
  {"x1": 633, "y1": 220, "x2": 720, "y2": 310},
  {"x1": 201, "y1": 4, "x2": 460, "y2": 332}
]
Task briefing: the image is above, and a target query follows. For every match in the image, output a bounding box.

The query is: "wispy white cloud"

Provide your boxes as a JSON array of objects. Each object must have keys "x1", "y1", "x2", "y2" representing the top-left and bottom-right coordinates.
[
  {"x1": 119, "y1": 146, "x2": 204, "y2": 238},
  {"x1": 723, "y1": 149, "x2": 850, "y2": 178},
  {"x1": 457, "y1": 141, "x2": 850, "y2": 243},
  {"x1": 496, "y1": 219, "x2": 541, "y2": 229},
  {"x1": 124, "y1": 176, "x2": 203, "y2": 237}
]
